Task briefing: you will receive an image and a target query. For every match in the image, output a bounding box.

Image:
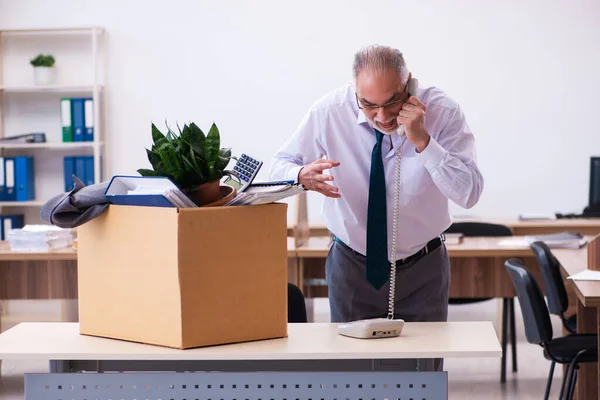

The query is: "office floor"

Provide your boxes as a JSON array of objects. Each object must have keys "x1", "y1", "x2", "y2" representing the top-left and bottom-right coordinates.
[{"x1": 0, "y1": 299, "x2": 565, "y2": 400}]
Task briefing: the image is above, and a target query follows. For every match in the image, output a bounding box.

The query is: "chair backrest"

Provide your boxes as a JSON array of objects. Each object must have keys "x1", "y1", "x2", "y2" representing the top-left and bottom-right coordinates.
[
  {"x1": 287, "y1": 283, "x2": 308, "y2": 323},
  {"x1": 504, "y1": 259, "x2": 553, "y2": 345},
  {"x1": 530, "y1": 241, "x2": 569, "y2": 316},
  {"x1": 445, "y1": 222, "x2": 513, "y2": 237}
]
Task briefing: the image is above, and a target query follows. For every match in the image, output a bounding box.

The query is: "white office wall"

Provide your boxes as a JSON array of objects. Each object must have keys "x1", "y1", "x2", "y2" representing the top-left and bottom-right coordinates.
[{"x1": 1, "y1": 0, "x2": 599, "y2": 225}]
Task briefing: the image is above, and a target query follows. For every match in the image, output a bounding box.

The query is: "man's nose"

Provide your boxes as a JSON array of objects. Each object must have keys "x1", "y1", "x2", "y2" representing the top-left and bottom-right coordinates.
[{"x1": 376, "y1": 107, "x2": 390, "y2": 122}]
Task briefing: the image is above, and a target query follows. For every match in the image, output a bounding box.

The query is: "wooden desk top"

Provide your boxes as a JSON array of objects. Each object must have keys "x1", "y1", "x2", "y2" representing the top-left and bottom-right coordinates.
[
  {"x1": 0, "y1": 241, "x2": 77, "y2": 261},
  {"x1": 0, "y1": 322, "x2": 500, "y2": 361},
  {"x1": 455, "y1": 217, "x2": 600, "y2": 229},
  {"x1": 286, "y1": 237, "x2": 297, "y2": 257},
  {"x1": 553, "y1": 247, "x2": 600, "y2": 307},
  {"x1": 288, "y1": 218, "x2": 600, "y2": 230},
  {"x1": 0, "y1": 241, "x2": 296, "y2": 261},
  {"x1": 293, "y1": 236, "x2": 534, "y2": 258}
]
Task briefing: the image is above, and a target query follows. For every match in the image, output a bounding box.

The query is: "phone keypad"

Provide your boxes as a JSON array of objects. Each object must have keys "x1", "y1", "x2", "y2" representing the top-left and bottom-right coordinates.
[{"x1": 233, "y1": 154, "x2": 261, "y2": 182}]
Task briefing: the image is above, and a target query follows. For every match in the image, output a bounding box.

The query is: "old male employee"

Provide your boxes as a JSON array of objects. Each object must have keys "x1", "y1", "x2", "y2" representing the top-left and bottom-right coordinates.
[{"x1": 269, "y1": 44, "x2": 483, "y2": 326}]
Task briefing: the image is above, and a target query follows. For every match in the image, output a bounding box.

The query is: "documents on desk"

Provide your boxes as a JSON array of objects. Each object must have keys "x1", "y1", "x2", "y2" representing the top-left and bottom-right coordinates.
[
  {"x1": 568, "y1": 269, "x2": 600, "y2": 281},
  {"x1": 499, "y1": 232, "x2": 587, "y2": 249},
  {"x1": 518, "y1": 213, "x2": 557, "y2": 221},
  {"x1": 525, "y1": 231, "x2": 588, "y2": 249},
  {"x1": 226, "y1": 181, "x2": 304, "y2": 206}
]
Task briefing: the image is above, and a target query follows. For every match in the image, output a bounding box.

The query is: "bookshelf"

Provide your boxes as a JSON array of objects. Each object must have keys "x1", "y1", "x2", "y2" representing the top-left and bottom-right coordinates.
[
  {"x1": 0, "y1": 27, "x2": 106, "y2": 225},
  {"x1": 0, "y1": 84, "x2": 104, "y2": 93}
]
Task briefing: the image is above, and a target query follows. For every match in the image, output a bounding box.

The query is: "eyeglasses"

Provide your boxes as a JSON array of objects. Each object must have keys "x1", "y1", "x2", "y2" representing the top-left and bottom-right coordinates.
[{"x1": 355, "y1": 87, "x2": 409, "y2": 112}]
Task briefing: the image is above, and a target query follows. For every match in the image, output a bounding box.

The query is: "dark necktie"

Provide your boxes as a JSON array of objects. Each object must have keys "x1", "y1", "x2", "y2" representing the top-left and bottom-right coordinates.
[{"x1": 366, "y1": 129, "x2": 389, "y2": 290}]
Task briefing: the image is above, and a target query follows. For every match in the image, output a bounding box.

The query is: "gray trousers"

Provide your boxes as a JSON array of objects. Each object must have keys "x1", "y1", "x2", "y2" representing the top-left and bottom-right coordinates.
[
  {"x1": 326, "y1": 239, "x2": 450, "y2": 322},
  {"x1": 326, "y1": 239, "x2": 451, "y2": 369}
]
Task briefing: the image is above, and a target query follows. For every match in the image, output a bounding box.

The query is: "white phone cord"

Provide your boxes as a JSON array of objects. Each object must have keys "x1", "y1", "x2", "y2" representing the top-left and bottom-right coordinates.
[{"x1": 387, "y1": 137, "x2": 405, "y2": 319}]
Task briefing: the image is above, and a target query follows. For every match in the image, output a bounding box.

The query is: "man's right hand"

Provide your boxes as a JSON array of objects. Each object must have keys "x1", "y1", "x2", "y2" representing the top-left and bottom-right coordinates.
[{"x1": 298, "y1": 159, "x2": 341, "y2": 198}]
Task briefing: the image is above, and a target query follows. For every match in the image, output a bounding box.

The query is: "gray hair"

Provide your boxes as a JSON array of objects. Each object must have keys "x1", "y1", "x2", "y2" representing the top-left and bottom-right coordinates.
[{"x1": 352, "y1": 45, "x2": 409, "y2": 83}]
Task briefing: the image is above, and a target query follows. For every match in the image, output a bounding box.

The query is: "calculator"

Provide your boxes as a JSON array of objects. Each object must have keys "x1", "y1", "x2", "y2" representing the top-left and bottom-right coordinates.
[{"x1": 230, "y1": 153, "x2": 263, "y2": 192}]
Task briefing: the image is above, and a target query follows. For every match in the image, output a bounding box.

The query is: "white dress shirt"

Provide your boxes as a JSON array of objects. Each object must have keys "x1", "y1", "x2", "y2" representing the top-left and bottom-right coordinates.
[{"x1": 269, "y1": 83, "x2": 484, "y2": 260}]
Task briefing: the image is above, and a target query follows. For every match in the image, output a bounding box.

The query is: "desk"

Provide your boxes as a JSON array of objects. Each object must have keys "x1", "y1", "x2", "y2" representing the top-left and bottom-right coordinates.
[
  {"x1": 0, "y1": 321, "x2": 501, "y2": 400},
  {"x1": 502, "y1": 218, "x2": 600, "y2": 236},
  {"x1": 288, "y1": 218, "x2": 600, "y2": 238},
  {"x1": 0, "y1": 242, "x2": 77, "y2": 300},
  {"x1": 0, "y1": 240, "x2": 297, "y2": 300},
  {"x1": 291, "y1": 235, "x2": 579, "y2": 385},
  {"x1": 553, "y1": 247, "x2": 600, "y2": 400},
  {"x1": 293, "y1": 236, "x2": 546, "y2": 301}
]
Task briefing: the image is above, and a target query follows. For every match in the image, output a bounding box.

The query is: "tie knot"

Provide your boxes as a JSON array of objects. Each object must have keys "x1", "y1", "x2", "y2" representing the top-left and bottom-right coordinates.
[{"x1": 374, "y1": 129, "x2": 384, "y2": 144}]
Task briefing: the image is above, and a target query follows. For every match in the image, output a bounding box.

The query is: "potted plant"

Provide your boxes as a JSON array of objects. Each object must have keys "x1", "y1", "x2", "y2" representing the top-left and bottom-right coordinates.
[
  {"x1": 30, "y1": 54, "x2": 56, "y2": 85},
  {"x1": 137, "y1": 121, "x2": 238, "y2": 207}
]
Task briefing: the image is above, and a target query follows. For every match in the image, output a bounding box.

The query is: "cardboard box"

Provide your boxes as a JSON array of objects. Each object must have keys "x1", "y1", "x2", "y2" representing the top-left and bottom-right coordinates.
[{"x1": 77, "y1": 203, "x2": 288, "y2": 349}]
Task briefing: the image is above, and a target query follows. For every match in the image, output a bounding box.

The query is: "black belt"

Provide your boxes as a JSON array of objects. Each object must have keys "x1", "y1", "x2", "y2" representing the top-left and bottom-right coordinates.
[{"x1": 334, "y1": 236, "x2": 443, "y2": 265}]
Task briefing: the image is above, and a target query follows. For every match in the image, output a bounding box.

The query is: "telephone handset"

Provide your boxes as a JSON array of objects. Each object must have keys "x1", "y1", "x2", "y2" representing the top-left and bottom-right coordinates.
[{"x1": 392, "y1": 77, "x2": 419, "y2": 137}]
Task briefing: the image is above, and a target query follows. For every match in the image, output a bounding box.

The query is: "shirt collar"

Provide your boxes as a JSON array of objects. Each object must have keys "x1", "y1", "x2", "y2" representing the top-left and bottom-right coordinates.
[{"x1": 356, "y1": 109, "x2": 369, "y2": 125}]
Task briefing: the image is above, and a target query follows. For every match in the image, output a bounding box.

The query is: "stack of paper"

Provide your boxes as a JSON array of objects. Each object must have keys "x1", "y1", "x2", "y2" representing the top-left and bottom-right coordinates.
[
  {"x1": 568, "y1": 269, "x2": 600, "y2": 281},
  {"x1": 518, "y1": 213, "x2": 557, "y2": 221},
  {"x1": 7, "y1": 224, "x2": 74, "y2": 252},
  {"x1": 525, "y1": 231, "x2": 587, "y2": 249},
  {"x1": 226, "y1": 181, "x2": 305, "y2": 206}
]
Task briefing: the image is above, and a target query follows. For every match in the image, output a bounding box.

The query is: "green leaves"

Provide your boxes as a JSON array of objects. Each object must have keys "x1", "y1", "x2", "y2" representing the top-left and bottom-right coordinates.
[
  {"x1": 205, "y1": 123, "x2": 220, "y2": 163},
  {"x1": 140, "y1": 120, "x2": 232, "y2": 189},
  {"x1": 188, "y1": 123, "x2": 205, "y2": 155},
  {"x1": 151, "y1": 123, "x2": 168, "y2": 148},
  {"x1": 137, "y1": 168, "x2": 161, "y2": 176},
  {"x1": 30, "y1": 54, "x2": 55, "y2": 67}
]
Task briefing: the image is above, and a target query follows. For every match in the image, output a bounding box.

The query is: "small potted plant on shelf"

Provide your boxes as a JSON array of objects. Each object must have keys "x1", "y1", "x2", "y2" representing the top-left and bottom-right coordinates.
[
  {"x1": 30, "y1": 54, "x2": 56, "y2": 85},
  {"x1": 137, "y1": 121, "x2": 238, "y2": 207}
]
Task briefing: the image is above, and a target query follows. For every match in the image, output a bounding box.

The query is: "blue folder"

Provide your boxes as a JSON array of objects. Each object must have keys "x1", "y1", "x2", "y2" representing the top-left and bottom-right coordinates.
[
  {"x1": 0, "y1": 156, "x2": 5, "y2": 201},
  {"x1": 4, "y1": 158, "x2": 16, "y2": 201},
  {"x1": 84, "y1": 98, "x2": 94, "y2": 142},
  {"x1": 83, "y1": 156, "x2": 94, "y2": 186},
  {"x1": 64, "y1": 156, "x2": 75, "y2": 192},
  {"x1": 15, "y1": 156, "x2": 35, "y2": 201},
  {"x1": 72, "y1": 98, "x2": 85, "y2": 142},
  {"x1": 74, "y1": 156, "x2": 85, "y2": 184}
]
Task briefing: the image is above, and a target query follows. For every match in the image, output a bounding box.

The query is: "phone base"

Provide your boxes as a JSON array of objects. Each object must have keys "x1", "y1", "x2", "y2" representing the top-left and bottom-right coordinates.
[{"x1": 337, "y1": 318, "x2": 404, "y2": 339}]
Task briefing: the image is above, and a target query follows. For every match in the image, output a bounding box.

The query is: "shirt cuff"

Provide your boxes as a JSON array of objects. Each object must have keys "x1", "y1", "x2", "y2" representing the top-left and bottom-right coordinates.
[
  {"x1": 417, "y1": 136, "x2": 446, "y2": 170},
  {"x1": 287, "y1": 165, "x2": 304, "y2": 184}
]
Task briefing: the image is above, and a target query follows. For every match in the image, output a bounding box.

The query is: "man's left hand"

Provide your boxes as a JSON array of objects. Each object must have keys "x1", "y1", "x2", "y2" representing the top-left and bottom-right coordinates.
[{"x1": 397, "y1": 97, "x2": 430, "y2": 153}]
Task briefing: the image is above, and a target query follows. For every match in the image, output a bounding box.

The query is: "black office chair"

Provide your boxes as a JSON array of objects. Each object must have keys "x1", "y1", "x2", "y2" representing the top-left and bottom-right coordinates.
[
  {"x1": 530, "y1": 241, "x2": 577, "y2": 334},
  {"x1": 504, "y1": 259, "x2": 597, "y2": 400},
  {"x1": 288, "y1": 283, "x2": 308, "y2": 323},
  {"x1": 444, "y1": 222, "x2": 516, "y2": 382}
]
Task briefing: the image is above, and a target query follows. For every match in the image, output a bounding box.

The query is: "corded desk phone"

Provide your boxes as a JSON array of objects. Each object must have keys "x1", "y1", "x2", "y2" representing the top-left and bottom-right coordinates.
[{"x1": 338, "y1": 78, "x2": 420, "y2": 339}]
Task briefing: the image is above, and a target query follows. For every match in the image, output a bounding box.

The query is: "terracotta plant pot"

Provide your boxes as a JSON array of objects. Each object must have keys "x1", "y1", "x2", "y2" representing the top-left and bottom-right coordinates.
[
  {"x1": 185, "y1": 180, "x2": 222, "y2": 206},
  {"x1": 203, "y1": 185, "x2": 237, "y2": 207}
]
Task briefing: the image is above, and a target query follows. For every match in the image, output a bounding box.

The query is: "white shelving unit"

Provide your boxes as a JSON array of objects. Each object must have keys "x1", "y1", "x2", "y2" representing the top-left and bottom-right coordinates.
[
  {"x1": 0, "y1": 84, "x2": 104, "y2": 93},
  {"x1": 0, "y1": 27, "x2": 107, "y2": 222}
]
